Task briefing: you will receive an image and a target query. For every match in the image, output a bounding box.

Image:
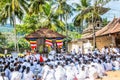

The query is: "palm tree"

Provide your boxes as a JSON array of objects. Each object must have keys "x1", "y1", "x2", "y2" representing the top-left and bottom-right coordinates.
[
  {"x1": 0, "y1": 0, "x2": 7, "y2": 11},
  {"x1": 29, "y1": 0, "x2": 50, "y2": 14},
  {"x1": 74, "y1": 0, "x2": 110, "y2": 49},
  {"x1": 74, "y1": 0, "x2": 110, "y2": 26},
  {"x1": 0, "y1": 0, "x2": 28, "y2": 52},
  {"x1": 17, "y1": 2, "x2": 65, "y2": 33},
  {"x1": 53, "y1": 0, "x2": 74, "y2": 51}
]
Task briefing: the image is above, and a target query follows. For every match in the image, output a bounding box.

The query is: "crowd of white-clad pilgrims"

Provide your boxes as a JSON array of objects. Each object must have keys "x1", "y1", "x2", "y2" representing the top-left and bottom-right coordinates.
[{"x1": 0, "y1": 46, "x2": 120, "y2": 80}]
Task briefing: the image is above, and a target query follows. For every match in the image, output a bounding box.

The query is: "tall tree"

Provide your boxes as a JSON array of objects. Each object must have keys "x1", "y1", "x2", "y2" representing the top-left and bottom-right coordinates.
[
  {"x1": 74, "y1": 0, "x2": 110, "y2": 48},
  {"x1": 53, "y1": 0, "x2": 74, "y2": 51},
  {"x1": 0, "y1": 0, "x2": 7, "y2": 11},
  {"x1": 29, "y1": 0, "x2": 49, "y2": 14},
  {"x1": 74, "y1": 0, "x2": 110, "y2": 27},
  {"x1": 17, "y1": 2, "x2": 65, "y2": 35},
  {"x1": 0, "y1": 0, "x2": 28, "y2": 52}
]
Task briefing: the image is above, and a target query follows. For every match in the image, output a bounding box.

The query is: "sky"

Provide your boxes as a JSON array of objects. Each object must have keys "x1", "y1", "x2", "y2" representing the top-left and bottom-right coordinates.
[
  {"x1": 102, "y1": 0, "x2": 120, "y2": 21},
  {"x1": 67, "y1": 0, "x2": 120, "y2": 23}
]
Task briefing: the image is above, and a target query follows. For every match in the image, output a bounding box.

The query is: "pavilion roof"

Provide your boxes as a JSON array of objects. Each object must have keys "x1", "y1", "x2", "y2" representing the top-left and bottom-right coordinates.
[{"x1": 25, "y1": 28, "x2": 66, "y2": 39}]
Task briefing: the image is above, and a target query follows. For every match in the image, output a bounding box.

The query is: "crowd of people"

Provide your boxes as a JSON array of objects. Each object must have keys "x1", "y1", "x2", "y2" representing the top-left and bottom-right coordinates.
[{"x1": 0, "y1": 46, "x2": 120, "y2": 80}]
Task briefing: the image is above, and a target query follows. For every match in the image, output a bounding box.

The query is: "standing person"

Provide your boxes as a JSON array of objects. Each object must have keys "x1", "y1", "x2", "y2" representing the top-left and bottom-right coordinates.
[
  {"x1": 78, "y1": 46, "x2": 82, "y2": 54},
  {"x1": 73, "y1": 49, "x2": 76, "y2": 54},
  {"x1": 23, "y1": 67, "x2": 34, "y2": 80},
  {"x1": 0, "y1": 72, "x2": 9, "y2": 80},
  {"x1": 109, "y1": 45, "x2": 113, "y2": 54},
  {"x1": 40, "y1": 54, "x2": 44, "y2": 63}
]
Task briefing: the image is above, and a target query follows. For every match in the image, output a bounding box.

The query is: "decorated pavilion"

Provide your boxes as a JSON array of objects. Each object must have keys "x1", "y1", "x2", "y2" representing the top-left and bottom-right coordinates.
[{"x1": 25, "y1": 28, "x2": 66, "y2": 53}]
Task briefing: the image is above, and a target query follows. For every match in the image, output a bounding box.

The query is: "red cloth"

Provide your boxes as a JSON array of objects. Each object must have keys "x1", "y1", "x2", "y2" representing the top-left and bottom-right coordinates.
[
  {"x1": 74, "y1": 76, "x2": 78, "y2": 80},
  {"x1": 40, "y1": 56, "x2": 44, "y2": 62}
]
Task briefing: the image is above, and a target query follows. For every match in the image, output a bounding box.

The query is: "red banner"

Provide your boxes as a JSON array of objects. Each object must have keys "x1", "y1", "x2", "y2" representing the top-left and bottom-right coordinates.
[{"x1": 45, "y1": 39, "x2": 53, "y2": 47}]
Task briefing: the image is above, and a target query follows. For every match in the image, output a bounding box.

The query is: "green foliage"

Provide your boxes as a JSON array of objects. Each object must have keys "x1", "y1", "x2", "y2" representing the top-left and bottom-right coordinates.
[
  {"x1": 17, "y1": 2, "x2": 65, "y2": 35},
  {"x1": 0, "y1": 32, "x2": 6, "y2": 48},
  {"x1": 102, "y1": 18, "x2": 110, "y2": 27},
  {"x1": 0, "y1": 0, "x2": 112, "y2": 52},
  {"x1": 0, "y1": 0, "x2": 7, "y2": 11},
  {"x1": 74, "y1": 0, "x2": 110, "y2": 27},
  {"x1": 18, "y1": 38, "x2": 30, "y2": 49},
  {"x1": 16, "y1": 14, "x2": 40, "y2": 34},
  {"x1": 0, "y1": 0, "x2": 28, "y2": 24}
]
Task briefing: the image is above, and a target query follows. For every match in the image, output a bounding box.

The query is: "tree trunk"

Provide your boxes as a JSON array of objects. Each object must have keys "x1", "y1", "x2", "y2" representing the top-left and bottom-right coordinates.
[
  {"x1": 12, "y1": 12, "x2": 19, "y2": 52},
  {"x1": 92, "y1": 14, "x2": 97, "y2": 49},
  {"x1": 65, "y1": 13, "x2": 68, "y2": 52}
]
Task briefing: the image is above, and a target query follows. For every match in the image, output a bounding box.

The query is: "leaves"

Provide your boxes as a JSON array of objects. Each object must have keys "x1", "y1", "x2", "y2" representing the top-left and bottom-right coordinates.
[{"x1": 74, "y1": 0, "x2": 110, "y2": 27}]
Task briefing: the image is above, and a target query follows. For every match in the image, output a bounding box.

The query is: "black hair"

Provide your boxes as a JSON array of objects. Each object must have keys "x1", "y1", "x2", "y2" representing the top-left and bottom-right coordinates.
[
  {"x1": 26, "y1": 67, "x2": 30, "y2": 74},
  {"x1": 22, "y1": 66, "x2": 26, "y2": 73}
]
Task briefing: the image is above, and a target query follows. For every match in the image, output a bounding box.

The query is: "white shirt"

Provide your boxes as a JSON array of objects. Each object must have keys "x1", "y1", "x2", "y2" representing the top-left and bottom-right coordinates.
[
  {"x1": 23, "y1": 71, "x2": 34, "y2": 80},
  {"x1": 55, "y1": 66, "x2": 66, "y2": 80},
  {"x1": 0, "y1": 76, "x2": 8, "y2": 80},
  {"x1": 112, "y1": 60, "x2": 120, "y2": 70},
  {"x1": 11, "y1": 71, "x2": 22, "y2": 80},
  {"x1": 45, "y1": 69, "x2": 55, "y2": 80}
]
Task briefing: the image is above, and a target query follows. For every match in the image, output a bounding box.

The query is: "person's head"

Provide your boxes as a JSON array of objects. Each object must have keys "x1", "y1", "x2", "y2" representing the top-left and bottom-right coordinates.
[
  {"x1": 26, "y1": 67, "x2": 30, "y2": 74},
  {"x1": 15, "y1": 66, "x2": 19, "y2": 71},
  {"x1": 1, "y1": 72, "x2": 5, "y2": 77},
  {"x1": 49, "y1": 65, "x2": 53, "y2": 69},
  {"x1": 22, "y1": 66, "x2": 26, "y2": 73},
  {"x1": 82, "y1": 66, "x2": 85, "y2": 71},
  {"x1": 10, "y1": 68, "x2": 14, "y2": 72}
]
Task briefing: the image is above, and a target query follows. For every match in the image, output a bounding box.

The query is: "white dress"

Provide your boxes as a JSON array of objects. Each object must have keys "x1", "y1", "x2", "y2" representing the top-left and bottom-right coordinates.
[
  {"x1": 45, "y1": 69, "x2": 55, "y2": 80},
  {"x1": 11, "y1": 71, "x2": 22, "y2": 80},
  {"x1": 23, "y1": 71, "x2": 34, "y2": 80},
  {"x1": 55, "y1": 66, "x2": 66, "y2": 80},
  {"x1": 0, "y1": 76, "x2": 9, "y2": 80},
  {"x1": 66, "y1": 66, "x2": 75, "y2": 80}
]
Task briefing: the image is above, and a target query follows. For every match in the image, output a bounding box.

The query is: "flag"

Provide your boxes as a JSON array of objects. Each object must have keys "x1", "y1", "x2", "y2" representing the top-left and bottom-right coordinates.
[
  {"x1": 29, "y1": 38, "x2": 37, "y2": 50},
  {"x1": 30, "y1": 44, "x2": 37, "y2": 49},
  {"x1": 45, "y1": 39, "x2": 53, "y2": 47},
  {"x1": 56, "y1": 39, "x2": 63, "y2": 48}
]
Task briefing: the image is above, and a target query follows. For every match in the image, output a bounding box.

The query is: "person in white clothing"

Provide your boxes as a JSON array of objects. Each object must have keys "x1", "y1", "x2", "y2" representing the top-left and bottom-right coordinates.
[
  {"x1": 112, "y1": 59, "x2": 120, "y2": 70},
  {"x1": 23, "y1": 67, "x2": 34, "y2": 80},
  {"x1": 66, "y1": 63, "x2": 76, "y2": 80},
  {"x1": 76, "y1": 66, "x2": 87, "y2": 80},
  {"x1": 0, "y1": 72, "x2": 9, "y2": 80},
  {"x1": 44, "y1": 65, "x2": 55, "y2": 80},
  {"x1": 88, "y1": 65, "x2": 98, "y2": 80},
  {"x1": 55, "y1": 63, "x2": 66, "y2": 80},
  {"x1": 11, "y1": 67, "x2": 22, "y2": 80}
]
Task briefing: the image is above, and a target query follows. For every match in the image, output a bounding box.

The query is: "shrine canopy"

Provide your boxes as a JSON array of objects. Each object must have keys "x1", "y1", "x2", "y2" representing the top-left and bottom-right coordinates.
[{"x1": 25, "y1": 28, "x2": 66, "y2": 39}]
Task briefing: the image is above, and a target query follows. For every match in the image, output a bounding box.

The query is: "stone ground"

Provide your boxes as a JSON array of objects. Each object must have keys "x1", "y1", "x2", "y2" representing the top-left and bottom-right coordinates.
[{"x1": 97, "y1": 71, "x2": 120, "y2": 80}]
